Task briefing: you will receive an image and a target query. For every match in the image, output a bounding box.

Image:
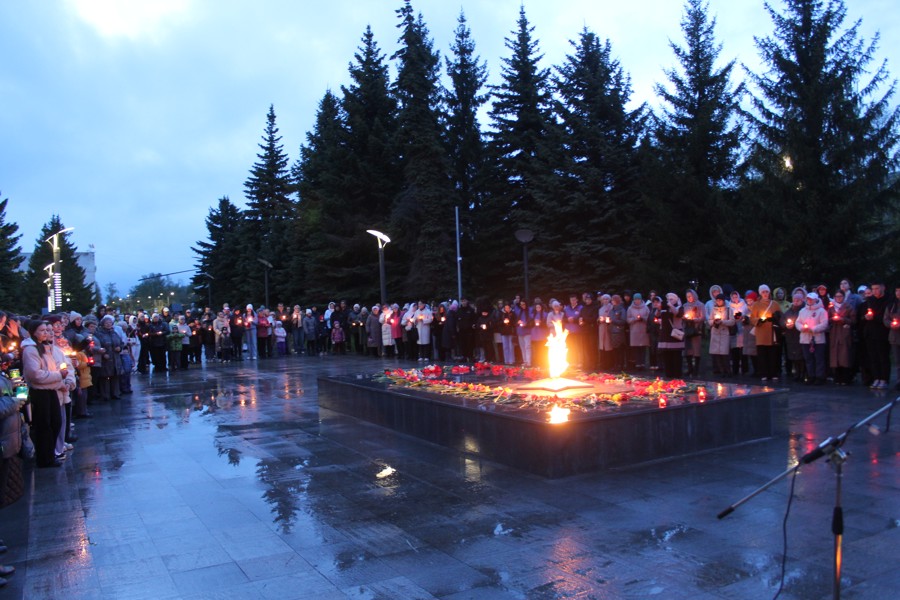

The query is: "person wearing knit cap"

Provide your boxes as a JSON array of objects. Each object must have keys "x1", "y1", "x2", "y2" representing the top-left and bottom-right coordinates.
[
  {"x1": 828, "y1": 289, "x2": 855, "y2": 385},
  {"x1": 658, "y1": 292, "x2": 685, "y2": 378},
  {"x1": 742, "y1": 292, "x2": 759, "y2": 376},
  {"x1": 797, "y1": 293, "x2": 829, "y2": 384},
  {"x1": 751, "y1": 284, "x2": 782, "y2": 381},
  {"x1": 707, "y1": 293, "x2": 735, "y2": 376},
  {"x1": 781, "y1": 289, "x2": 807, "y2": 381}
]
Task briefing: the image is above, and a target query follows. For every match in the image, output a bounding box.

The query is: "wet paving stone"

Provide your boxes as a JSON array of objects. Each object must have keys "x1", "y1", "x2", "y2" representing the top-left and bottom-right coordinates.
[{"x1": 0, "y1": 355, "x2": 897, "y2": 599}]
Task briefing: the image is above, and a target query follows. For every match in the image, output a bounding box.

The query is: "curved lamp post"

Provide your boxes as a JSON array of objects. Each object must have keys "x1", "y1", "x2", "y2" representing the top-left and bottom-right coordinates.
[
  {"x1": 366, "y1": 229, "x2": 391, "y2": 305},
  {"x1": 45, "y1": 226, "x2": 75, "y2": 312}
]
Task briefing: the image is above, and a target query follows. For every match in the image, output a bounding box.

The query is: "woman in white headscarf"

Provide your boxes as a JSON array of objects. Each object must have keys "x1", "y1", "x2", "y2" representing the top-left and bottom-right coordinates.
[{"x1": 658, "y1": 293, "x2": 685, "y2": 378}]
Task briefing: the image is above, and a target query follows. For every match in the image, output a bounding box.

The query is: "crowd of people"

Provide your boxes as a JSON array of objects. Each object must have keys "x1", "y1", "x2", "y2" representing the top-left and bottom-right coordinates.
[{"x1": 1, "y1": 278, "x2": 899, "y2": 581}]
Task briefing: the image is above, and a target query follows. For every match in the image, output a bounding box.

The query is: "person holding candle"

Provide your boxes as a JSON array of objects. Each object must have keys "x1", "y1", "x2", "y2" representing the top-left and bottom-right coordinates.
[
  {"x1": 750, "y1": 285, "x2": 782, "y2": 381},
  {"x1": 596, "y1": 294, "x2": 613, "y2": 371},
  {"x1": 829, "y1": 290, "x2": 856, "y2": 385},
  {"x1": 580, "y1": 293, "x2": 599, "y2": 371},
  {"x1": 413, "y1": 300, "x2": 434, "y2": 362},
  {"x1": 564, "y1": 295, "x2": 584, "y2": 368},
  {"x1": 729, "y1": 291, "x2": 748, "y2": 376},
  {"x1": 497, "y1": 301, "x2": 517, "y2": 365},
  {"x1": 627, "y1": 293, "x2": 650, "y2": 371},
  {"x1": 474, "y1": 300, "x2": 495, "y2": 363},
  {"x1": 705, "y1": 285, "x2": 723, "y2": 320},
  {"x1": 647, "y1": 296, "x2": 663, "y2": 371},
  {"x1": 365, "y1": 305, "x2": 382, "y2": 358},
  {"x1": 378, "y1": 304, "x2": 396, "y2": 358},
  {"x1": 21, "y1": 319, "x2": 75, "y2": 468},
  {"x1": 658, "y1": 293, "x2": 685, "y2": 378},
  {"x1": 243, "y1": 304, "x2": 258, "y2": 360},
  {"x1": 514, "y1": 299, "x2": 532, "y2": 367},
  {"x1": 228, "y1": 310, "x2": 245, "y2": 361},
  {"x1": 440, "y1": 301, "x2": 460, "y2": 362},
  {"x1": 682, "y1": 289, "x2": 705, "y2": 377},
  {"x1": 742, "y1": 291, "x2": 759, "y2": 377},
  {"x1": 796, "y1": 293, "x2": 829, "y2": 384},
  {"x1": 529, "y1": 299, "x2": 548, "y2": 369},
  {"x1": 707, "y1": 294, "x2": 735, "y2": 376},
  {"x1": 884, "y1": 286, "x2": 900, "y2": 390},
  {"x1": 859, "y1": 282, "x2": 891, "y2": 389},
  {"x1": 432, "y1": 303, "x2": 447, "y2": 360},
  {"x1": 456, "y1": 298, "x2": 476, "y2": 363},
  {"x1": 608, "y1": 295, "x2": 627, "y2": 372},
  {"x1": 781, "y1": 289, "x2": 807, "y2": 382}
]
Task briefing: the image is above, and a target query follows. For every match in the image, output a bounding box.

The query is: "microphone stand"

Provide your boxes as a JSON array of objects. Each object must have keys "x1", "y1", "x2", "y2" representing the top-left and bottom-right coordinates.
[{"x1": 717, "y1": 396, "x2": 898, "y2": 600}]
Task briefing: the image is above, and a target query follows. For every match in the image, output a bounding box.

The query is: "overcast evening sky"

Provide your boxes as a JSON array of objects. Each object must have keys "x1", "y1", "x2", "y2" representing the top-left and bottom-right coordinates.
[{"x1": 1, "y1": 0, "x2": 898, "y2": 296}]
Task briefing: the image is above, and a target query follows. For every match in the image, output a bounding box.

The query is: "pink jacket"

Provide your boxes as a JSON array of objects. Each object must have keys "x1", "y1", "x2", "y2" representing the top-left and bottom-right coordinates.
[{"x1": 22, "y1": 338, "x2": 76, "y2": 405}]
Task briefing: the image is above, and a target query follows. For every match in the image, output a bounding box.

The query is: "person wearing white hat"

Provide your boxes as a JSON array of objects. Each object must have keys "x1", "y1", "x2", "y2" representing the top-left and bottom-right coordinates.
[
  {"x1": 797, "y1": 292, "x2": 829, "y2": 384},
  {"x1": 243, "y1": 304, "x2": 257, "y2": 359},
  {"x1": 751, "y1": 284, "x2": 782, "y2": 381}
]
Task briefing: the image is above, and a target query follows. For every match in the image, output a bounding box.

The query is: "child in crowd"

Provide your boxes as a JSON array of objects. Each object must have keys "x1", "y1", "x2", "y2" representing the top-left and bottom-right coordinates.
[
  {"x1": 330, "y1": 321, "x2": 345, "y2": 355},
  {"x1": 274, "y1": 321, "x2": 287, "y2": 356}
]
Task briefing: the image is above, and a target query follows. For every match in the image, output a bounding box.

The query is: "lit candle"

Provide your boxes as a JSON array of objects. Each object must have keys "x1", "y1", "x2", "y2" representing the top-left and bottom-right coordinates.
[
  {"x1": 535, "y1": 319, "x2": 540, "y2": 326},
  {"x1": 833, "y1": 313, "x2": 841, "y2": 321},
  {"x1": 866, "y1": 308, "x2": 874, "y2": 318},
  {"x1": 892, "y1": 319, "x2": 899, "y2": 328},
  {"x1": 697, "y1": 387, "x2": 707, "y2": 402},
  {"x1": 441, "y1": 317, "x2": 446, "y2": 323},
  {"x1": 481, "y1": 324, "x2": 487, "y2": 330},
  {"x1": 658, "y1": 395, "x2": 668, "y2": 408},
  {"x1": 786, "y1": 319, "x2": 793, "y2": 327}
]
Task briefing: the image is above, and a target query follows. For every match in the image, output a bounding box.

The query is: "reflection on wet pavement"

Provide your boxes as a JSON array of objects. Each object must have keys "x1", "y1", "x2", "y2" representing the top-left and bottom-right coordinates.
[{"x1": 0, "y1": 356, "x2": 897, "y2": 599}]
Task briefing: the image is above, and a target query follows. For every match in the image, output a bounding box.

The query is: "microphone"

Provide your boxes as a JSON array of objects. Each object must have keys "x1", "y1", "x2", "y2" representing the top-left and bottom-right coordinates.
[{"x1": 799, "y1": 436, "x2": 838, "y2": 464}]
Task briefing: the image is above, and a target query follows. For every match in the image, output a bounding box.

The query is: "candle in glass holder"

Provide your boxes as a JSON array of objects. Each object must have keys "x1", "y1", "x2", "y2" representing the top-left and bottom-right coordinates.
[
  {"x1": 866, "y1": 308, "x2": 874, "y2": 318},
  {"x1": 481, "y1": 324, "x2": 487, "y2": 330},
  {"x1": 892, "y1": 319, "x2": 899, "y2": 328},
  {"x1": 697, "y1": 387, "x2": 707, "y2": 402},
  {"x1": 786, "y1": 319, "x2": 793, "y2": 327},
  {"x1": 658, "y1": 394, "x2": 668, "y2": 408}
]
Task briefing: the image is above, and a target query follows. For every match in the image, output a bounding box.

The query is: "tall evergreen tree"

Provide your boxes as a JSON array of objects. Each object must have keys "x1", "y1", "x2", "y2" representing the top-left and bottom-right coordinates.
[
  {"x1": 22, "y1": 216, "x2": 95, "y2": 313},
  {"x1": 191, "y1": 196, "x2": 243, "y2": 309},
  {"x1": 444, "y1": 11, "x2": 490, "y2": 296},
  {"x1": 341, "y1": 26, "x2": 400, "y2": 220},
  {"x1": 390, "y1": 0, "x2": 456, "y2": 298},
  {"x1": 240, "y1": 105, "x2": 296, "y2": 304},
  {"x1": 642, "y1": 0, "x2": 743, "y2": 286},
  {"x1": 294, "y1": 90, "x2": 364, "y2": 301},
  {"x1": 478, "y1": 5, "x2": 557, "y2": 296},
  {"x1": 552, "y1": 28, "x2": 645, "y2": 290},
  {"x1": 743, "y1": 0, "x2": 900, "y2": 284},
  {"x1": 0, "y1": 195, "x2": 24, "y2": 310}
]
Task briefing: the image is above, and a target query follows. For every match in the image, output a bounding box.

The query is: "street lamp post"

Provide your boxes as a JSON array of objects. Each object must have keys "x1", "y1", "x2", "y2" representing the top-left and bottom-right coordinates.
[
  {"x1": 45, "y1": 227, "x2": 75, "y2": 312},
  {"x1": 515, "y1": 229, "x2": 534, "y2": 303},
  {"x1": 256, "y1": 259, "x2": 272, "y2": 308},
  {"x1": 199, "y1": 272, "x2": 214, "y2": 308},
  {"x1": 366, "y1": 229, "x2": 390, "y2": 306}
]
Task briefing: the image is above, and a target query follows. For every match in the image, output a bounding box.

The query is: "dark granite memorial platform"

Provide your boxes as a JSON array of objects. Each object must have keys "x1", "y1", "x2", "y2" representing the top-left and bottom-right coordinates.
[{"x1": 318, "y1": 373, "x2": 787, "y2": 478}]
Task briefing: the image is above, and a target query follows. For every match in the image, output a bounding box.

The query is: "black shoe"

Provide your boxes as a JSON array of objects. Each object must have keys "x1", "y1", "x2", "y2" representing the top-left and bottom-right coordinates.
[{"x1": 65, "y1": 436, "x2": 78, "y2": 444}]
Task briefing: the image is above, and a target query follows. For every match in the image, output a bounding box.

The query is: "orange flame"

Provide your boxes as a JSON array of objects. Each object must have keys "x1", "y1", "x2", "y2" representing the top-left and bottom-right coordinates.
[
  {"x1": 546, "y1": 321, "x2": 569, "y2": 379},
  {"x1": 549, "y1": 404, "x2": 570, "y2": 424}
]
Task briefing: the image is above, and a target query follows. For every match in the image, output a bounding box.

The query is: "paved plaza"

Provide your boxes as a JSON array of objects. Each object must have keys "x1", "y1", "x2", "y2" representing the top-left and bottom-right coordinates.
[{"x1": 1, "y1": 355, "x2": 897, "y2": 599}]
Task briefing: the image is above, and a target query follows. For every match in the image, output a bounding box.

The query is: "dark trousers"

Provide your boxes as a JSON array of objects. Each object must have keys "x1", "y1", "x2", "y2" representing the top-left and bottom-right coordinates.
[
  {"x1": 866, "y1": 338, "x2": 891, "y2": 381},
  {"x1": 758, "y1": 345, "x2": 781, "y2": 379},
  {"x1": 661, "y1": 349, "x2": 683, "y2": 378},
  {"x1": 30, "y1": 388, "x2": 61, "y2": 467}
]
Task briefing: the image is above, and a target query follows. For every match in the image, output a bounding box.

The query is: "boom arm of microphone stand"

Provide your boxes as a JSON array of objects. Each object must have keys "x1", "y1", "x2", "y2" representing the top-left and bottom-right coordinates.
[{"x1": 717, "y1": 396, "x2": 899, "y2": 520}]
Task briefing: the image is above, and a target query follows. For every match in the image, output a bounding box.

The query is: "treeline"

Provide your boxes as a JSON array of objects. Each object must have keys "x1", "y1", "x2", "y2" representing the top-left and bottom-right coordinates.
[{"x1": 192, "y1": 0, "x2": 900, "y2": 309}]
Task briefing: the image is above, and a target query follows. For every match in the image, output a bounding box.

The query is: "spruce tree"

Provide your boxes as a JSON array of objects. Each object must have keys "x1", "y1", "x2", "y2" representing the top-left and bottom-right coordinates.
[
  {"x1": 22, "y1": 216, "x2": 95, "y2": 313},
  {"x1": 479, "y1": 5, "x2": 556, "y2": 296},
  {"x1": 552, "y1": 28, "x2": 644, "y2": 290},
  {"x1": 444, "y1": 11, "x2": 490, "y2": 296},
  {"x1": 240, "y1": 105, "x2": 296, "y2": 304},
  {"x1": 341, "y1": 26, "x2": 400, "y2": 220},
  {"x1": 390, "y1": 0, "x2": 455, "y2": 298},
  {"x1": 0, "y1": 195, "x2": 24, "y2": 311},
  {"x1": 191, "y1": 196, "x2": 243, "y2": 309},
  {"x1": 643, "y1": 0, "x2": 743, "y2": 287},
  {"x1": 293, "y1": 90, "x2": 362, "y2": 302},
  {"x1": 743, "y1": 0, "x2": 900, "y2": 283}
]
